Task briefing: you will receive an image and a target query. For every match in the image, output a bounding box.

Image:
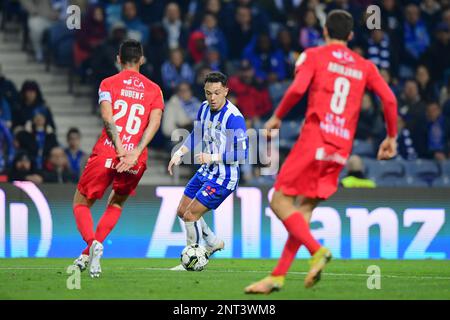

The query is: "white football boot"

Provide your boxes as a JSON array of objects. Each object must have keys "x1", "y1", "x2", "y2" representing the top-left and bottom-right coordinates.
[
  {"x1": 73, "y1": 254, "x2": 89, "y2": 272},
  {"x1": 205, "y1": 239, "x2": 225, "y2": 258},
  {"x1": 169, "y1": 264, "x2": 186, "y2": 271},
  {"x1": 88, "y1": 240, "x2": 103, "y2": 278}
]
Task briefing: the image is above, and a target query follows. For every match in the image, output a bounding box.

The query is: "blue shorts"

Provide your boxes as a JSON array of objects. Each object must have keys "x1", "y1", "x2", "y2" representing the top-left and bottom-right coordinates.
[{"x1": 184, "y1": 172, "x2": 234, "y2": 210}]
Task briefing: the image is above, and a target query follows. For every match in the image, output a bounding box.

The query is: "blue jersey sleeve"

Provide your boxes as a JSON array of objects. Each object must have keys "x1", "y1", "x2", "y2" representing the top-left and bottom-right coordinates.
[{"x1": 222, "y1": 114, "x2": 248, "y2": 163}]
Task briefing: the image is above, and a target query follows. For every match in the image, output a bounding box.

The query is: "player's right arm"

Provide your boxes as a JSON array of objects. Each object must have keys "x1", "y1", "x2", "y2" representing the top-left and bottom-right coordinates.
[
  {"x1": 366, "y1": 62, "x2": 398, "y2": 160},
  {"x1": 265, "y1": 50, "x2": 316, "y2": 136},
  {"x1": 168, "y1": 103, "x2": 204, "y2": 175},
  {"x1": 98, "y1": 79, "x2": 125, "y2": 158},
  {"x1": 100, "y1": 100, "x2": 125, "y2": 158}
]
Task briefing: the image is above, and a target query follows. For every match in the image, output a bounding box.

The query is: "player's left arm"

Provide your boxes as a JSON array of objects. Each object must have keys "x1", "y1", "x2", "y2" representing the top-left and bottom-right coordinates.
[
  {"x1": 366, "y1": 62, "x2": 398, "y2": 160},
  {"x1": 116, "y1": 90, "x2": 164, "y2": 173}
]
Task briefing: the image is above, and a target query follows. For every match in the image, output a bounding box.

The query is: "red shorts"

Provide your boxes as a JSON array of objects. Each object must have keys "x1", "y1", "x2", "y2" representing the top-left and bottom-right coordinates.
[
  {"x1": 77, "y1": 153, "x2": 146, "y2": 200},
  {"x1": 274, "y1": 135, "x2": 347, "y2": 200}
]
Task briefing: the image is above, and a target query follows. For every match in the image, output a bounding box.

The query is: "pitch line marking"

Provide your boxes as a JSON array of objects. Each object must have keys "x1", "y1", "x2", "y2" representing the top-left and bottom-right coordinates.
[{"x1": 1, "y1": 267, "x2": 450, "y2": 280}]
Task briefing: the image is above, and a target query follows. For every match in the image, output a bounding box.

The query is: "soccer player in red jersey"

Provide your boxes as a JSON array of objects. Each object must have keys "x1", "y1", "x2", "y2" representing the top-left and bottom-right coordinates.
[
  {"x1": 245, "y1": 10, "x2": 398, "y2": 293},
  {"x1": 72, "y1": 40, "x2": 164, "y2": 278}
]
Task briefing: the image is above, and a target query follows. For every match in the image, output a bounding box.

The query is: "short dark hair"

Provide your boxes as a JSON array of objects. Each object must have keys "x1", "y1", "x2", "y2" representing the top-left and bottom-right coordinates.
[
  {"x1": 204, "y1": 71, "x2": 227, "y2": 86},
  {"x1": 119, "y1": 39, "x2": 143, "y2": 64},
  {"x1": 325, "y1": 10, "x2": 354, "y2": 41},
  {"x1": 67, "y1": 127, "x2": 81, "y2": 140}
]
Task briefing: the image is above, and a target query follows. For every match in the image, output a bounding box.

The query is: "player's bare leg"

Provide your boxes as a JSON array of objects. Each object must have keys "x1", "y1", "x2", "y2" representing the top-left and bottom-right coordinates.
[
  {"x1": 245, "y1": 191, "x2": 330, "y2": 294},
  {"x1": 72, "y1": 190, "x2": 96, "y2": 271},
  {"x1": 88, "y1": 191, "x2": 129, "y2": 278}
]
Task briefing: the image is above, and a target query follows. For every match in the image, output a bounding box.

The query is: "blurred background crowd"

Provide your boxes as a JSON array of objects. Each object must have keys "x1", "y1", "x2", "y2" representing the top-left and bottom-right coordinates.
[{"x1": 0, "y1": 0, "x2": 450, "y2": 187}]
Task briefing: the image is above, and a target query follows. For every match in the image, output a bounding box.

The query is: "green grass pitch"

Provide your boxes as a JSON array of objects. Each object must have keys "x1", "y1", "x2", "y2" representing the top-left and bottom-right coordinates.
[{"x1": 1, "y1": 258, "x2": 449, "y2": 300}]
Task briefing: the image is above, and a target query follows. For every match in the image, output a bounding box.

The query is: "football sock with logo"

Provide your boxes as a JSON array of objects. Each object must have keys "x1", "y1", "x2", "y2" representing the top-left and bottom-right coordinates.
[
  {"x1": 185, "y1": 221, "x2": 202, "y2": 245},
  {"x1": 271, "y1": 235, "x2": 302, "y2": 276},
  {"x1": 73, "y1": 204, "x2": 95, "y2": 252},
  {"x1": 283, "y1": 212, "x2": 321, "y2": 255},
  {"x1": 199, "y1": 217, "x2": 217, "y2": 246}
]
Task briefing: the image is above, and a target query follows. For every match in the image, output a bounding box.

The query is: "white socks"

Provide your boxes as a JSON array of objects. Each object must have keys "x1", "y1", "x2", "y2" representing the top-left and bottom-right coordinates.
[{"x1": 184, "y1": 217, "x2": 217, "y2": 246}]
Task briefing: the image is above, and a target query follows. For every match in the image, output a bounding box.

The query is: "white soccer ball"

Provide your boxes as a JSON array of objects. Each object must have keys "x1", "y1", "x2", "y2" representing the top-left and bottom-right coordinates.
[{"x1": 181, "y1": 244, "x2": 209, "y2": 271}]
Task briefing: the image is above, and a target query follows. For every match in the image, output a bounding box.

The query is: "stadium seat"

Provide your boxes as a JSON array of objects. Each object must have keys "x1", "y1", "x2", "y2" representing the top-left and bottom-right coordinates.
[
  {"x1": 432, "y1": 176, "x2": 450, "y2": 187},
  {"x1": 366, "y1": 159, "x2": 405, "y2": 181},
  {"x1": 352, "y1": 139, "x2": 375, "y2": 157},
  {"x1": 46, "y1": 21, "x2": 75, "y2": 68},
  {"x1": 440, "y1": 160, "x2": 450, "y2": 177},
  {"x1": 403, "y1": 159, "x2": 441, "y2": 185},
  {"x1": 376, "y1": 176, "x2": 407, "y2": 187}
]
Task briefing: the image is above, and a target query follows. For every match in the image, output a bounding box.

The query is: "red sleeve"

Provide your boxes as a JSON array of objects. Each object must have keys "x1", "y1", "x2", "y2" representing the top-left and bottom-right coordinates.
[
  {"x1": 150, "y1": 85, "x2": 165, "y2": 111},
  {"x1": 366, "y1": 62, "x2": 398, "y2": 138},
  {"x1": 275, "y1": 50, "x2": 316, "y2": 119},
  {"x1": 98, "y1": 79, "x2": 112, "y2": 104}
]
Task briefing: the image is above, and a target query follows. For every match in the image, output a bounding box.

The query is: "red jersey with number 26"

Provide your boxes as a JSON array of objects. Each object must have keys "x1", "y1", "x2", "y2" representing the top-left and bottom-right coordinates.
[
  {"x1": 275, "y1": 43, "x2": 397, "y2": 158},
  {"x1": 93, "y1": 69, "x2": 164, "y2": 163}
]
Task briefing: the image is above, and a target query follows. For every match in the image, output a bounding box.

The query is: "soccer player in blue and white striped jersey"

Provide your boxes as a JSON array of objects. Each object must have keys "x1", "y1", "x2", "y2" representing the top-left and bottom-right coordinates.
[{"x1": 168, "y1": 72, "x2": 248, "y2": 270}]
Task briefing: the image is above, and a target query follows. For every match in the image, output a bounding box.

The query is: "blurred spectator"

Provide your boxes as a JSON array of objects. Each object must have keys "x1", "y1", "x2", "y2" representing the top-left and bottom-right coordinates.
[
  {"x1": 420, "y1": 0, "x2": 441, "y2": 32},
  {"x1": 298, "y1": 9, "x2": 322, "y2": 50},
  {"x1": 277, "y1": 29, "x2": 299, "y2": 79},
  {"x1": 122, "y1": 0, "x2": 149, "y2": 45},
  {"x1": 354, "y1": 93, "x2": 384, "y2": 146},
  {"x1": 161, "y1": 48, "x2": 195, "y2": 95},
  {"x1": 25, "y1": 109, "x2": 58, "y2": 170},
  {"x1": 8, "y1": 151, "x2": 43, "y2": 184},
  {"x1": 198, "y1": 47, "x2": 225, "y2": 72},
  {"x1": 13, "y1": 129, "x2": 38, "y2": 162},
  {"x1": 442, "y1": 79, "x2": 450, "y2": 120},
  {"x1": 139, "y1": 0, "x2": 165, "y2": 26},
  {"x1": 13, "y1": 81, "x2": 55, "y2": 130},
  {"x1": 64, "y1": 128, "x2": 87, "y2": 179},
  {"x1": 380, "y1": 0, "x2": 403, "y2": 32},
  {"x1": 162, "y1": 82, "x2": 200, "y2": 138},
  {"x1": 0, "y1": 119, "x2": 14, "y2": 172},
  {"x1": 243, "y1": 33, "x2": 286, "y2": 83},
  {"x1": 188, "y1": 31, "x2": 207, "y2": 64},
  {"x1": 297, "y1": 0, "x2": 327, "y2": 28},
  {"x1": 380, "y1": 68, "x2": 400, "y2": 97},
  {"x1": 224, "y1": 0, "x2": 270, "y2": 34},
  {"x1": 103, "y1": 0, "x2": 123, "y2": 30},
  {"x1": 366, "y1": 29, "x2": 392, "y2": 71},
  {"x1": 228, "y1": 60, "x2": 273, "y2": 125},
  {"x1": 192, "y1": 65, "x2": 212, "y2": 99},
  {"x1": 90, "y1": 22, "x2": 127, "y2": 110},
  {"x1": 424, "y1": 101, "x2": 450, "y2": 160},
  {"x1": 0, "y1": 64, "x2": 20, "y2": 112},
  {"x1": 144, "y1": 23, "x2": 169, "y2": 86},
  {"x1": 42, "y1": 146, "x2": 78, "y2": 183},
  {"x1": 162, "y1": 2, "x2": 188, "y2": 50},
  {"x1": 340, "y1": 155, "x2": 376, "y2": 188},
  {"x1": 226, "y1": 6, "x2": 255, "y2": 61},
  {"x1": 398, "y1": 79, "x2": 426, "y2": 126},
  {"x1": 415, "y1": 65, "x2": 439, "y2": 102},
  {"x1": 397, "y1": 116, "x2": 418, "y2": 160},
  {"x1": 198, "y1": 13, "x2": 228, "y2": 58},
  {"x1": 74, "y1": 5, "x2": 107, "y2": 69},
  {"x1": 401, "y1": 4, "x2": 430, "y2": 77},
  {"x1": 188, "y1": 0, "x2": 227, "y2": 31},
  {"x1": 422, "y1": 22, "x2": 450, "y2": 85},
  {"x1": 0, "y1": 95, "x2": 12, "y2": 128},
  {"x1": 263, "y1": 0, "x2": 303, "y2": 26},
  {"x1": 19, "y1": 0, "x2": 59, "y2": 61}
]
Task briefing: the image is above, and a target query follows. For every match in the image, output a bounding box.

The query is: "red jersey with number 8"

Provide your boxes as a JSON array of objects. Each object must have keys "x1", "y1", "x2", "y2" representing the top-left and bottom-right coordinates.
[
  {"x1": 94, "y1": 69, "x2": 164, "y2": 163},
  {"x1": 274, "y1": 43, "x2": 397, "y2": 199}
]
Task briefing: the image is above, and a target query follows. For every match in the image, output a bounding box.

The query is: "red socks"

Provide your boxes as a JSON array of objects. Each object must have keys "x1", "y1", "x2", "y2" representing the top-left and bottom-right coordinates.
[
  {"x1": 78, "y1": 205, "x2": 123, "y2": 255},
  {"x1": 271, "y1": 212, "x2": 321, "y2": 277},
  {"x1": 73, "y1": 204, "x2": 95, "y2": 248},
  {"x1": 272, "y1": 235, "x2": 301, "y2": 276}
]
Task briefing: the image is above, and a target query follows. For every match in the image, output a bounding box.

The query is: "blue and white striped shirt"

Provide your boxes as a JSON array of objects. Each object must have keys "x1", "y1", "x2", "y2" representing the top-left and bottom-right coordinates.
[{"x1": 183, "y1": 100, "x2": 248, "y2": 190}]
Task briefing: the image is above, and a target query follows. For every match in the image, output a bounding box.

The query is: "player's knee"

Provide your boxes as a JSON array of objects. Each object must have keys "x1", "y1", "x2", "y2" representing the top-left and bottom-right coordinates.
[
  {"x1": 269, "y1": 195, "x2": 282, "y2": 213},
  {"x1": 176, "y1": 205, "x2": 186, "y2": 218},
  {"x1": 182, "y1": 210, "x2": 198, "y2": 222}
]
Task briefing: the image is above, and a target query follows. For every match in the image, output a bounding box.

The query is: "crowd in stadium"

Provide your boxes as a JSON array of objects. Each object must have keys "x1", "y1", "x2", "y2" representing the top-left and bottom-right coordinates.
[{"x1": 0, "y1": 0, "x2": 450, "y2": 186}]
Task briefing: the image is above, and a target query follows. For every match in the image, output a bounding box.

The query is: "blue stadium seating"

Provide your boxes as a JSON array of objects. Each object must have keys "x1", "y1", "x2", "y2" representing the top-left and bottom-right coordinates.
[
  {"x1": 352, "y1": 139, "x2": 375, "y2": 157},
  {"x1": 403, "y1": 159, "x2": 441, "y2": 185},
  {"x1": 440, "y1": 160, "x2": 450, "y2": 176},
  {"x1": 279, "y1": 121, "x2": 301, "y2": 150},
  {"x1": 366, "y1": 159, "x2": 405, "y2": 181},
  {"x1": 432, "y1": 176, "x2": 450, "y2": 187}
]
